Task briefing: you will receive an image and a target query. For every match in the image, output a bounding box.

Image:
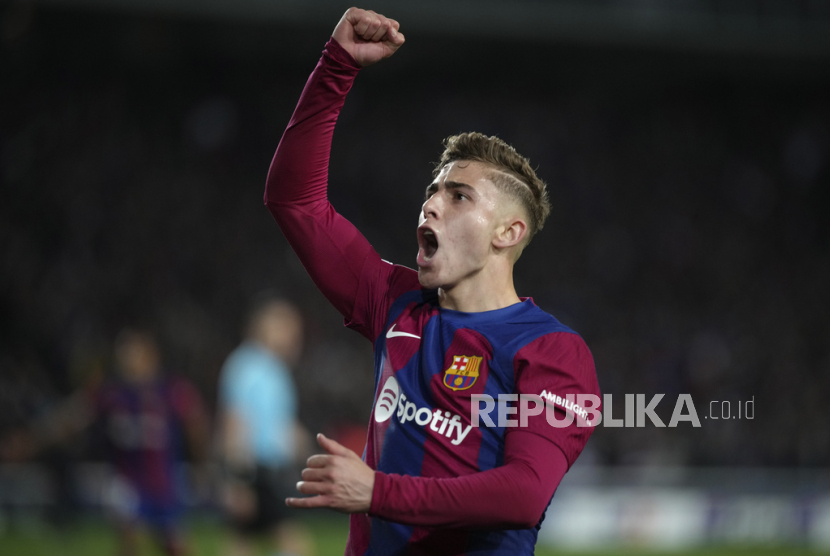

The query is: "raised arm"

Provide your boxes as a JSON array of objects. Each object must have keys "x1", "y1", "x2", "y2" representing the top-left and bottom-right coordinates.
[{"x1": 264, "y1": 8, "x2": 404, "y2": 322}]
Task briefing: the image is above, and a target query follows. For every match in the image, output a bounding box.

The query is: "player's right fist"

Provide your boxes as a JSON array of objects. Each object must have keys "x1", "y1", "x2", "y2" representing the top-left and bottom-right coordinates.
[{"x1": 332, "y1": 7, "x2": 405, "y2": 67}]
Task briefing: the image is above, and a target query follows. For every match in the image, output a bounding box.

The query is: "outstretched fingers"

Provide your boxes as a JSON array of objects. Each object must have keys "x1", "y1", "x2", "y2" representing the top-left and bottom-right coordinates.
[
  {"x1": 296, "y1": 480, "x2": 330, "y2": 496},
  {"x1": 301, "y1": 466, "x2": 329, "y2": 482},
  {"x1": 306, "y1": 453, "x2": 332, "y2": 468},
  {"x1": 286, "y1": 494, "x2": 331, "y2": 509},
  {"x1": 287, "y1": 432, "x2": 374, "y2": 513}
]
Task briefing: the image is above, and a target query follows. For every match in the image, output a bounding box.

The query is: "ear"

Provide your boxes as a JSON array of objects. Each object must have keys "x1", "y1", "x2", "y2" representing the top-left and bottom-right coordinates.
[{"x1": 492, "y1": 217, "x2": 528, "y2": 251}]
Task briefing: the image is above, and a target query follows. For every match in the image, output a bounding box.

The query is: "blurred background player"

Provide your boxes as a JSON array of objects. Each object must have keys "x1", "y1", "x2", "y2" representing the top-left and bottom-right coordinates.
[
  {"x1": 98, "y1": 328, "x2": 209, "y2": 556},
  {"x1": 217, "y1": 296, "x2": 313, "y2": 556},
  {"x1": 1, "y1": 328, "x2": 209, "y2": 556}
]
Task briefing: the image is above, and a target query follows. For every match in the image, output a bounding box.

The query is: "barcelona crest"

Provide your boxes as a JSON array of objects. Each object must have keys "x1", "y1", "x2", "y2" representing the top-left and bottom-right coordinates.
[{"x1": 443, "y1": 355, "x2": 483, "y2": 391}]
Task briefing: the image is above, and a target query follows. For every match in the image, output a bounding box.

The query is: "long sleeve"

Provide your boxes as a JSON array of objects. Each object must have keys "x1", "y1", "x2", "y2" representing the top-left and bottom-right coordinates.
[
  {"x1": 264, "y1": 38, "x2": 377, "y2": 323},
  {"x1": 369, "y1": 430, "x2": 568, "y2": 529}
]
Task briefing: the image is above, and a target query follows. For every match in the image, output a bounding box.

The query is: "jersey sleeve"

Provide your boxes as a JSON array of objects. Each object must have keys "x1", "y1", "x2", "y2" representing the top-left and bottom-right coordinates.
[
  {"x1": 369, "y1": 429, "x2": 568, "y2": 529},
  {"x1": 513, "y1": 331, "x2": 601, "y2": 468},
  {"x1": 264, "y1": 38, "x2": 419, "y2": 341}
]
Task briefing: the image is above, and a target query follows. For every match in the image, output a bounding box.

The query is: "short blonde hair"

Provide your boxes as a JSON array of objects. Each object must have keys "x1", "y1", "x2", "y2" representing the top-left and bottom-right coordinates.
[{"x1": 435, "y1": 132, "x2": 551, "y2": 243}]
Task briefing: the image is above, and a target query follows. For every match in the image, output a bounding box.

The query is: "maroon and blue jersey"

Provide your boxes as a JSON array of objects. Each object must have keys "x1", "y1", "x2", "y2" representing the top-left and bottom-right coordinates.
[
  {"x1": 93, "y1": 376, "x2": 202, "y2": 522},
  {"x1": 265, "y1": 38, "x2": 600, "y2": 555}
]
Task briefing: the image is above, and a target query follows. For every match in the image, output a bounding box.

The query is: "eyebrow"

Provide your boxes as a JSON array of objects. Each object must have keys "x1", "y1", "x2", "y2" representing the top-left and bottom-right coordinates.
[
  {"x1": 424, "y1": 180, "x2": 475, "y2": 199},
  {"x1": 444, "y1": 180, "x2": 474, "y2": 192}
]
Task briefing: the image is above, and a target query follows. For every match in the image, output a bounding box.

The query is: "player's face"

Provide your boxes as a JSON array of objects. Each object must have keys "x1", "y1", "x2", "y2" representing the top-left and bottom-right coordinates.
[
  {"x1": 115, "y1": 335, "x2": 160, "y2": 383},
  {"x1": 256, "y1": 304, "x2": 304, "y2": 365},
  {"x1": 417, "y1": 160, "x2": 504, "y2": 289}
]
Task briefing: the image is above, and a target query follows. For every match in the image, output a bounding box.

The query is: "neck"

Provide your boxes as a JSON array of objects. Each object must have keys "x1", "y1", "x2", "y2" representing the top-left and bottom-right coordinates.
[{"x1": 438, "y1": 264, "x2": 521, "y2": 313}]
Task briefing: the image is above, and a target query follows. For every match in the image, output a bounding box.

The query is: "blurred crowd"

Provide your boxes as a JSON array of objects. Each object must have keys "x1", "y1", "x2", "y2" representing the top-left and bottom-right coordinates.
[{"x1": 1, "y1": 4, "x2": 828, "y2": 514}]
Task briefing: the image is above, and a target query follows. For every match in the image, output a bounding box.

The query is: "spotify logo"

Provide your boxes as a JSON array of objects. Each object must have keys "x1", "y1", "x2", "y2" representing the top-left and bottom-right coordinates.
[{"x1": 375, "y1": 376, "x2": 400, "y2": 423}]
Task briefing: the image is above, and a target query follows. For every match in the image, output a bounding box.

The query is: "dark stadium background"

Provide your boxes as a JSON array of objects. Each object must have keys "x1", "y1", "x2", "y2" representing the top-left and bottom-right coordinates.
[{"x1": 1, "y1": 0, "x2": 829, "y2": 553}]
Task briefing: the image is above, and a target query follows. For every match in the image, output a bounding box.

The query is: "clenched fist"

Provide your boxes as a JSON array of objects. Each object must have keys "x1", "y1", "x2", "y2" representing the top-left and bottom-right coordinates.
[{"x1": 332, "y1": 7, "x2": 405, "y2": 67}]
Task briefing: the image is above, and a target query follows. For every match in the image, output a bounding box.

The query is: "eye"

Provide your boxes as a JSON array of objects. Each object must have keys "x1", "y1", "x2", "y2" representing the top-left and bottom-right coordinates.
[{"x1": 454, "y1": 192, "x2": 467, "y2": 201}]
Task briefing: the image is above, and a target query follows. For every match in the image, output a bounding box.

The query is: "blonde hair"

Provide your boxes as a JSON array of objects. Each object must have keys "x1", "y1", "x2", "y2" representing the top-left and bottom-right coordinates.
[{"x1": 435, "y1": 132, "x2": 550, "y2": 243}]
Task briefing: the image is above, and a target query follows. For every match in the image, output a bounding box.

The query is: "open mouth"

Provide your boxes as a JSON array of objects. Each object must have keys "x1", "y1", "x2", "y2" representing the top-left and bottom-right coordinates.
[
  {"x1": 418, "y1": 226, "x2": 439, "y2": 263},
  {"x1": 423, "y1": 230, "x2": 438, "y2": 258}
]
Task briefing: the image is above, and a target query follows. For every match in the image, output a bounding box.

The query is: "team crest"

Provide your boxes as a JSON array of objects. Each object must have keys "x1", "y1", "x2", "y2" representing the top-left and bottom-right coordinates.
[{"x1": 443, "y1": 355, "x2": 482, "y2": 391}]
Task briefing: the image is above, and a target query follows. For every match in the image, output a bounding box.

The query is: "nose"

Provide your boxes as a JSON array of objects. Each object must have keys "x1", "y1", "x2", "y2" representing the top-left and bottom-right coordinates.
[{"x1": 422, "y1": 193, "x2": 440, "y2": 221}]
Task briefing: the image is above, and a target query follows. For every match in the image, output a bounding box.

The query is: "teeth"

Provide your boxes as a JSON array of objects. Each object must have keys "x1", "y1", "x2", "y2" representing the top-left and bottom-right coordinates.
[{"x1": 424, "y1": 230, "x2": 434, "y2": 237}]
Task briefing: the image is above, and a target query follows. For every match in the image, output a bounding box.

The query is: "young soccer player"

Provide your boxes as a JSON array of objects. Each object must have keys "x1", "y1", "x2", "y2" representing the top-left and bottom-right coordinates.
[{"x1": 265, "y1": 8, "x2": 600, "y2": 555}]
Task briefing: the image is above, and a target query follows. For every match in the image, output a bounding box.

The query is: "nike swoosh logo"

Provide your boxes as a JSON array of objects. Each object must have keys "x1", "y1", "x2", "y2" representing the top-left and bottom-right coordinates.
[{"x1": 386, "y1": 324, "x2": 421, "y2": 340}]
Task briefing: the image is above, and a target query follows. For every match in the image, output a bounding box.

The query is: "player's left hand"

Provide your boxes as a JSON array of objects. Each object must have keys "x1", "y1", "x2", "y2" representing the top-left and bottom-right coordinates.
[{"x1": 286, "y1": 433, "x2": 374, "y2": 513}]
